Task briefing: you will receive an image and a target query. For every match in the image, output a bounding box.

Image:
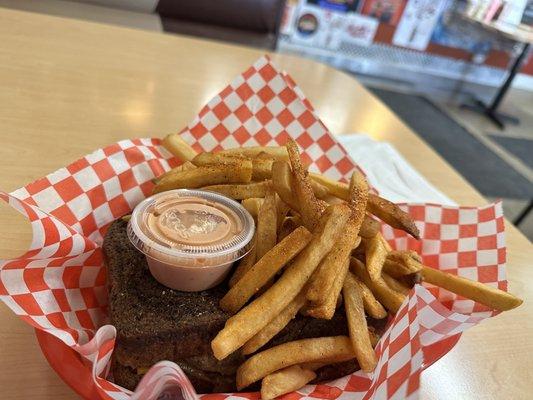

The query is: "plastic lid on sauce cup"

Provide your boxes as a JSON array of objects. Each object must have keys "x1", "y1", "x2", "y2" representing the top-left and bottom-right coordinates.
[{"x1": 127, "y1": 189, "x2": 255, "y2": 291}]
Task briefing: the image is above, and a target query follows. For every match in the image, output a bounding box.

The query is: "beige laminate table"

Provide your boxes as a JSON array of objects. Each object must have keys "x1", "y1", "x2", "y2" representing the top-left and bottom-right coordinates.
[{"x1": 0, "y1": 8, "x2": 531, "y2": 400}]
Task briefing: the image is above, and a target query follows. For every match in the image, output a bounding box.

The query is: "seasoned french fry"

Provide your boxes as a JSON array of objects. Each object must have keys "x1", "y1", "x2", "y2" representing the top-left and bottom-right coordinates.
[
  {"x1": 275, "y1": 194, "x2": 290, "y2": 230},
  {"x1": 202, "y1": 180, "x2": 271, "y2": 200},
  {"x1": 162, "y1": 133, "x2": 198, "y2": 162},
  {"x1": 382, "y1": 272, "x2": 411, "y2": 295},
  {"x1": 387, "y1": 250, "x2": 424, "y2": 273},
  {"x1": 286, "y1": 139, "x2": 322, "y2": 231},
  {"x1": 379, "y1": 234, "x2": 393, "y2": 251},
  {"x1": 322, "y1": 194, "x2": 346, "y2": 205},
  {"x1": 271, "y1": 160, "x2": 299, "y2": 210},
  {"x1": 242, "y1": 292, "x2": 307, "y2": 355},
  {"x1": 193, "y1": 151, "x2": 274, "y2": 181},
  {"x1": 366, "y1": 196, "x2": 420, "y2": 239},
  {"x1": 229, "y1": 234, "x2": 257, "y2": 287},
  {"x1": 309, "y1": 173, "x2": 419, "y2": 238},
  {"x1": 383, "y1": 258, "x2": 419, "y2": 278},
  {"x1": 310, "y1": 179, "x2": 330, "y2": 200},
  {"x1": 217, "y1": 146, "x2": 289, "y2": 161},
  {"x1": 343, "y1": 272, "x2": 378, "y2": 372},
  {"x1": 355, "y1": 278, "x2": 387, "y2": 319},
  {"x1": 409, "y1": 250, "x2": 423, "y2": 262},
  {"x1": 305, "y1": 236, "x2": 361, "y2": 320},
  {"x1": 256, "y1": 190, "x2": 277, "y2": 260},
  {"x1": 421, "y1": 265, "x2": 523, "y2": 311},
  {"x1": 304, "y1": 257, "x2": 350, "y2": 320},
  {"x1": 306, "y1": 171, "x2": 369, "y2": 317},
  {"x1": 192, "y1": 152, "x2": 243, "y2": 167},
  {"x1": 306, "y1": 169, "x2": 368, "y2": 301},
  {"x1": 236, "y1": 336, "x2": 354, "y2": 389},
  {"x1": 211, "y1": 204, "x2": 351, "y2": 360},
  {"x1": 255, "y1": 151, "x2": 275, "y2": 160},
  {"x1": 278, "y1": 216, "x2": 301, "y2": 241},
  {"x1": 299, "y1": 342, "x2": 370, "y2": 370},
  {"x1": 241, "y1": 197, "x2": 263, "y2": 219},
  {"x1": 152, "y1": 161, "x2": 197, "y2": 184},
  {"x1": 309, "y1": 172, "x2": 349, "y2": 199},
  {"x1": 365, "y1": 234, "x2": 388, "y2": 281},
  {"x1": 360, "y1": 215, "x2": 380, "y2": 238},
  {"x1": 350, "y1": 257, "x2": 406, "y2": 313},
  {"x1": 153, "y1": 163, "x2": 252, "y2": 194},
  {"x1": 300, "y1": 361, "x2": 329, "y2": 371},
  {"x1": 261, "y1": 365, "x2": 316, "y2": 400},
  {"x1": 220, "y1": 227, "x2": 312, "y2": 314},
  {"x1": 252, "y1": 154, "x2": 275, "y2": 181},
  {"x1": 306, "y1": 217, "x2": 362, "y2": 306}
]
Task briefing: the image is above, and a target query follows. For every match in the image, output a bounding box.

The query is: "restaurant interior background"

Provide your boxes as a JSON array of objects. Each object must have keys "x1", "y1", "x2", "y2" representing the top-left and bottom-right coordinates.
[{"x1": 2, "y1": 0, "x2": 531, "y2": 241}]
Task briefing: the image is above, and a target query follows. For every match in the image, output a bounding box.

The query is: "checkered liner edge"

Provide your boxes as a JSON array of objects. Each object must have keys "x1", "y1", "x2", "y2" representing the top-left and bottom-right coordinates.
[{"x1": 0, "y1": 56, "x2": 507, "y2": 400}]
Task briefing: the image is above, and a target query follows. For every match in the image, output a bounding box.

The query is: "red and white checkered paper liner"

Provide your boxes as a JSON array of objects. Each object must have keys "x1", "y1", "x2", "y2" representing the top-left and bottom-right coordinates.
[{"x1": 0, "y1": 56, "x2": 507, "y2": 400}]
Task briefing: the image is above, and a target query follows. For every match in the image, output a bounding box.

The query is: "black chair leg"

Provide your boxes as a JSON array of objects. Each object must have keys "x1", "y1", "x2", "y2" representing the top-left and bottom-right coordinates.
[{"x1": 514, "y1": 200, "x2": 533, "y2": 226}]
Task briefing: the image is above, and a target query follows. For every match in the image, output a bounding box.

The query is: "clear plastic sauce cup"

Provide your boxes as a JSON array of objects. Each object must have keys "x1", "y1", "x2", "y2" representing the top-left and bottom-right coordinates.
[{"x1": 127, "y1": 189, "x2": 255, "y2": 291}]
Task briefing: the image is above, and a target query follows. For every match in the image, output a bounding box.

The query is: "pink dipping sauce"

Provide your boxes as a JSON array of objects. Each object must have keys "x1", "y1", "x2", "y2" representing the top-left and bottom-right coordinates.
[{"x1": 127, "y1": 189, "x2": 255, "y2": 291}]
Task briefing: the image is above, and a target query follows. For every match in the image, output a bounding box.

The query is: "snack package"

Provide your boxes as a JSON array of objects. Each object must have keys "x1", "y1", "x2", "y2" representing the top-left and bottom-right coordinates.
[{"x1": 0, "y1": 56, "x2": 506, "y2": 400}]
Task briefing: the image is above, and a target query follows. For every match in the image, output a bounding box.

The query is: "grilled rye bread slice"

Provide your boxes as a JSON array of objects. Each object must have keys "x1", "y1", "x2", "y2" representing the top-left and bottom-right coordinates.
[{"x1": 104, "y1": 219, "x2": 386, "y2": 393}]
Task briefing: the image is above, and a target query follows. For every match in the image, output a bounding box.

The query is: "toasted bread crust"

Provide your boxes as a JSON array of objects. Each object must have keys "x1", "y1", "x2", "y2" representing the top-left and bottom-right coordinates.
[{"x1": 104, "y1": 219, "x2": 386, "y2": 393}]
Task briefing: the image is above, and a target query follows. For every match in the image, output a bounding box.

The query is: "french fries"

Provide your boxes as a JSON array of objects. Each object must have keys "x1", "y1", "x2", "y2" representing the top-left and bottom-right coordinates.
[
  {"x1": 304, "y1": 257, "x2": 350, "y2": 320},
  {"x1": 306, "y1": 218, "x2": 361, "y2": 306},
  {"x1": 162, "y1": 133, "x2": 198, "y2": 161},
  {"x1": 382, "y1": 272, "x2": 411, "y2": 295},
  {"x1": 243, "y1": 292, "x2": 307, "y2": 355},
  {"x1": 350, "y1": 258, "x2": 406, "y2": 313},
  {"x1": 193, "y1": 151, "x2": 275, "y2": 181},
  {"x1": 421, "y1": 265, "x2": 523, "y2": 311},
  {"x1": 355, "y1": 278, "x2": 387, "y2": 319},
  {"x1": 383, "y1": 259, "x2": 422, "y2": 279},
  {"x1": 360, "y1": 215, "x2": 380, "y2": 238},
  {"x1": 271, "y1": 160, "x2": 299, "y2": 210},
  {"x1": 275, "y1": 195, "x2": 290, "y2": 230},
  {"x1": 261, "y1": 365, "x2": 316, "y2": 400},
  {"x1": 366, "y1": 195, "x2": 420, "y2": 239},
  {"x1": 220, "y1": 227, "x2": 312, "y2": 314},
  {"x1": 217, "y1": 145, "x2": 289, "y2": 161},
  {"x1": 278, "y1": 216, "x2": 301, "y2": 241},
  {"x1": 388, "y1": 250, "x2": 424, "y2": 273},
  {"x1": 256, "y1": 190, "x2": 278, "y2": 260},
  {"x1": 309, "y1": 179, "x2": 330, "y2": 200},
  {"x1": 228, "y1": 234, "x2": 257, "y2": 287},
  {"x1": 306, "y1": 171, "x2": 369, "y2": 311},
  {"x1": 153, "y1": 163, "x2": 252, "y2": 194},
  {"x1": 241, "y1": 197, "x2": 263, "y2": 218},
  {"x1": 192, "y1": 152, "x2": 241, "y2": 167},
  {"x1": 309, "y1": 173, "x2": 420, "y2": 238},
  {"x1": 153, "y1": 161, "x2": 197, "y2": 184},
  {"x1": 343, "y1": 272, "x2": 378, "y2": 372},
  {"x1": 202, "y1": 180, "x2": 271, "y2": 199},
  {"x1": 364, "y1": 234, "x2": 388, "y2": 281},
  {"x1": 211, "y1": 204, "x2": 351, "y2": 360},
  {"x1": 153, "y1": 141, "x2": 523, "y2": 397},
  {"x1": 286, "y1": 139, "x2": 322, "y2": 231},
  {"x1": 322, "y1": 194, "x2": 345, "y2": 205},
  {"x1": 236, "y1": 336, "x2": 354, "y2": 389},
  {"x1": 309, "y1": 172, "x2": 348, "y2": 199},
  {"x1": 251, "y1": 154, "x2": 275, "y2": 181}
]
